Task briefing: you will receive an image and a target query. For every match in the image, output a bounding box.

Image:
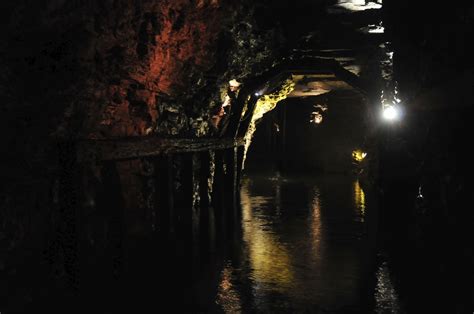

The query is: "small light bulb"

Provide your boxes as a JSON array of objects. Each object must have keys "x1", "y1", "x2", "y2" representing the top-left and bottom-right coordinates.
[{"x1": 382, "y1": 105, "x2": 399, "y2": 121}]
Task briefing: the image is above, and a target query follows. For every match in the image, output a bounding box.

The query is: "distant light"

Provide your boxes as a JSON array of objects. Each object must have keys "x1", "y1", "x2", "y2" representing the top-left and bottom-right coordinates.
[
  {"x1": 254, "y1": 92, "x2": 262, "y2": 97},
  {"x1": 382, "y1": 105, "x2": 399, "y2": 121},
  {"x1": 352, "y1": 150, "x2": 367, "y2": 162},
  {"x1": 310, "y1": 112, "x2": 323, "y2": 124},
  {"x1": 360, "y1": 22, "x2": 385, "y2": 34},
  {"x1": 368, "y1": 24, "x2": 384, "y2": 34},
  {"x1": 229, "y1": 79, "x2": 241, "y2": 87},
  {"x1": 417, "y1": 186, "x2": 424, "y2": 200},
  {"x1": 315, "y1": 115, "x2": 323, "y2": 124},
  {"x1": 332, "y1": 0, "x2": 382, "y2": 12},
  {"x1": 229, "y1": 79, "x2": 241, "y2": 92},
  {"x1": 313, "y1": 104, "x2": 328, "y2": 112}
]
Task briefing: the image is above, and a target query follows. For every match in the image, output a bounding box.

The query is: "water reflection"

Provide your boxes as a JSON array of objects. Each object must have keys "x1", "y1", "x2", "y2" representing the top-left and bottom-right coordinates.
[
  {"x1": 354, "y1": 180, "x2": 366, "y2": 222},
  {"x1": 240, "y1": 177, "x2": 294, "y2": 293},
  {"x1": 214, "y1": 174, "x2": 378, "y2": 312},
  {"x1": 374, "y1": 261, "x2": 402, "y2": 314},
  {"x1": 309, "y1": 187, "x2": 323, "y2": 264},
  {"x1": 217, "y1": 263, "x2": 242, "y2": 313}
]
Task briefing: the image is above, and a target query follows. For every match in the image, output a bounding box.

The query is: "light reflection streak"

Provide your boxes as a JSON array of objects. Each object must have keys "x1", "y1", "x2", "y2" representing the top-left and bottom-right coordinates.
[
  {"x1": 310, "y1": 187, "x2": 323, "y2": 260},
  {"x1": 240, "y1": 179, "x2": 294, "y2": 293},
  {"x1": 217, "y1": 263, "x2": 242, "y2": 313},
  {"x1": 353, "y1": 180, "x2": 366, "y2": 222},
  {"x1": 275, "y1": 179, "x2": 282, "y2": 217},
  {"x1": 218, "y1": 176, "x2": 372, "y2": 309}
]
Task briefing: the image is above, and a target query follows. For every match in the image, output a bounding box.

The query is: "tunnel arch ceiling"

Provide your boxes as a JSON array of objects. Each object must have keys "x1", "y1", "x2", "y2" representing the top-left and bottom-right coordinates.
[
  {"x1": 75, "y1": 0, "x2": 382, "y2": 162},
  {"x1": 289, "y1": 73, "x2": 361, "y2": 98},
  {"x1": 240, "y1": 55, "x2": 369, "y2": 169},
  {"x1": 286, "y1": 50, "x2": 366, "y2": 98},
  {"x1": 248, "y1": 55, "x2": 368, "y2": 102},
  {"x1": 244, "y1": 55, "x2": 368, "y2": 126}
]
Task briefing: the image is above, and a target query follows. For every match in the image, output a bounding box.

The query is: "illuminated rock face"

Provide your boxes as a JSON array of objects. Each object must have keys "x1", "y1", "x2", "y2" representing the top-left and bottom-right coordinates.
[
  {"x1": 1, "y1": 0, "x2": 231, "y2": 139},
  {"x1": 1, "y1": 0, "x2": 327, "y2": 142},
  {"x1": 0, "y1": 0, "x2": 286, "y2": 223},
  {"x1": 1, "y1": 0, "x2": 287, "y2": 248},
  {"x1": 11, "y1": 0, "x2": 348, "y2": 141},
  {"x1": 82, "y1": 0, "x2": 226, "y2": 137}
]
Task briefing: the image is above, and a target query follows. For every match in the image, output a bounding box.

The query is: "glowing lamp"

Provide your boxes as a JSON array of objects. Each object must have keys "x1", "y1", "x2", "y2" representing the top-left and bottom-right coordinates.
[
  {"x1": 382, "y1": 105, "x2": 399, "y2": 121},
  {"x1": 314, "y1": 114, "x2": 323, "y2": 124},
  {"x1": 310, "y1": 112, "x2": 323, "y2": 124},
  {"x1": 352, "y1": 150, "x2": 367, "y2": 162},
  {"x1": 229, "y1": 79, "x2": 241, "y2": 92}
]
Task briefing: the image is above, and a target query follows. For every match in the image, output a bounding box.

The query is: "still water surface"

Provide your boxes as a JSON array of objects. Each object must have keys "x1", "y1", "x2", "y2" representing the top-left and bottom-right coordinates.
[{"x1": 192, "y1": 173, "x2": 382, "y2": 313}]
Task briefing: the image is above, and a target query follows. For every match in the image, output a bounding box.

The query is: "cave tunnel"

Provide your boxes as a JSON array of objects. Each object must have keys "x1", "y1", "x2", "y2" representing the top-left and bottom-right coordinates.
[
  {"x1": 245, "y1": 81, "x2": 367, "y2": 175},
  {"x1": 1, "y1": 0, "x2": 473, "y2": 313}
]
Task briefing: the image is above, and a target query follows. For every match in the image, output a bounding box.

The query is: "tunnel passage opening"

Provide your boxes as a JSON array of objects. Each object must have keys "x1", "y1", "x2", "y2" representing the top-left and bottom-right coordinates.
[
  {"x1": 238, "y1": 69, "x2": 369, "y2": 176},
  {"x1": 244, "y1": 89, "x2": 368, "y2": 175}
]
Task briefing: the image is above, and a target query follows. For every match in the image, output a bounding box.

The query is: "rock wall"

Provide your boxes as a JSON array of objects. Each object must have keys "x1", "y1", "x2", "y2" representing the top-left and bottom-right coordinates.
[{"x1": 1, "y1": 0, "x2": 293, "y2": 143}]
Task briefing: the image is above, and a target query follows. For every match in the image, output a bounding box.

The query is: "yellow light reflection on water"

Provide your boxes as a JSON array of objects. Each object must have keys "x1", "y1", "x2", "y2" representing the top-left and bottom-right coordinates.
[
  {"x1": 310, "y1": 187, "x2": 323, "y2": 259},
  {"x1": 353, "y1": 180, "x2": 366, "y2": 221},
  {"x1": 240, "y1": 179, "x2": 294, "y2": 293},
  {"x1": 217, "y1": 263, "x2": 242, "y2": 313}
]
